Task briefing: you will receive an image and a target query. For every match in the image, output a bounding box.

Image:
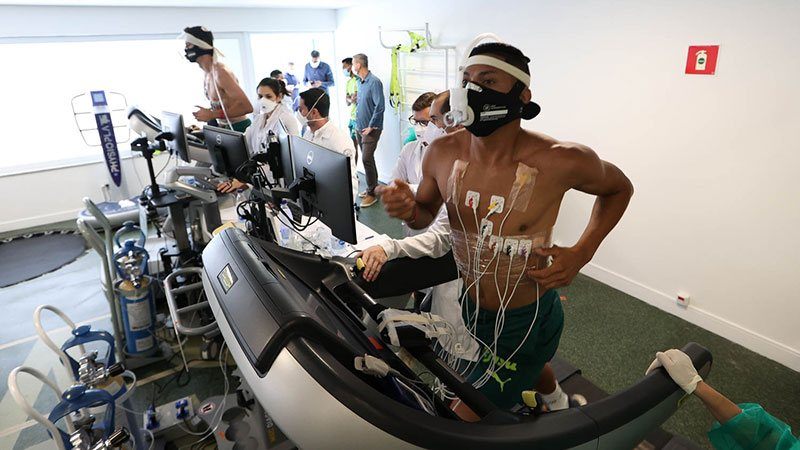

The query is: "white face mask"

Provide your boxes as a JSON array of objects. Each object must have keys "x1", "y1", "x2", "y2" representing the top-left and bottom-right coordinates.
[
  {"x1": 259, "y1": 97, "x2": 278, "y2": 114},
  {"x1": 422, "y1": 122, "x2": 446, "y2": 145},
  {"x1": 296, "y1": 109, "x2": 324, "y2": 127},
  {"x1": 296, "y1": 92, "x2": 326, "y2": 127},
  {"x1": 413, "y1": 123, "x2": 426, "y2": 138},
  {"x1": 343, "y1": 69, "x2": 351, "y2": 78},
  {"x1": 295, "y1": 110, "x2": 309, "y2": 127},
  {"x1": 310, "y1": 61, "x2": 320, "y2": 69}
]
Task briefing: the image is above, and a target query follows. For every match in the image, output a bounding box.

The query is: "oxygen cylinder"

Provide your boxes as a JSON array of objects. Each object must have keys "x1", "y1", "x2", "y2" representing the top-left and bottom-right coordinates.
[
  {"x1": 113, "y1": 235, "x2": 156, "y2": 356},
  {"x1": 115, "y1": 277, "x2": 156, "y2": 356}
]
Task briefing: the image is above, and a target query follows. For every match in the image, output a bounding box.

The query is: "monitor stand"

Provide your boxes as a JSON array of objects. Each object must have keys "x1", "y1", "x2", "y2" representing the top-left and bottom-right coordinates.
[{"x1": 132, "y1": 136, "x2": 194, "y2": 261}]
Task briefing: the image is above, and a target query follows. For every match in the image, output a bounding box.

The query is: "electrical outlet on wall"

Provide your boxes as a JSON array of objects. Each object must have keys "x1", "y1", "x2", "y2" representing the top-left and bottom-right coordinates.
[{"x1": 676, "y1": 292, "x2": 691, "y2": 307}]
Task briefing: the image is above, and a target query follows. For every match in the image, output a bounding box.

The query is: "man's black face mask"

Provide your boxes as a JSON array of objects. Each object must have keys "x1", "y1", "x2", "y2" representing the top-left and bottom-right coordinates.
[
  {"x1": 463, "y1": 80, "x2": 541, "y2": 137},
  {"x1": 185, "y1": 47, "x2": 213, "y2": 63}
]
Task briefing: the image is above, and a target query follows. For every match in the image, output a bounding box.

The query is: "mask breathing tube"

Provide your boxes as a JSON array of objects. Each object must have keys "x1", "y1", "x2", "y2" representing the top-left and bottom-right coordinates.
[{"x1": 444, "y1": 33, "x2": 501, "y2": 128}]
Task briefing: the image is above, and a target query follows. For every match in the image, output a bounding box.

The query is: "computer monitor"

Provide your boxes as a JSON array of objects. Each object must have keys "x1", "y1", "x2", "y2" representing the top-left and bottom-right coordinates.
[
  {"x1": 162, "y1": 111, "x2": 190, "y2": 163},
  {"x1": 187, "y1": 142, "x2": 214, "y2": 165},
  {"x1": 288, "y1": 135, "x2": 356, "y2": 244},
  {"x1": 203, "y1": 125, "x2": 250, "y2": 179},
  {"x1": 274, "y1": 119, "x2": 295, "y2": 187},
  {"x1": 253, "y1": 121, "x2": 293, "y2": 184}
]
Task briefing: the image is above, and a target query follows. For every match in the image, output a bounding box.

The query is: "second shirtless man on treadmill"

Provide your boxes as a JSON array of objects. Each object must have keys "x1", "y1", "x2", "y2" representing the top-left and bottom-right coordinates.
[{"x1": 379, "y1": 41, "x2": 633, "y2": 417}]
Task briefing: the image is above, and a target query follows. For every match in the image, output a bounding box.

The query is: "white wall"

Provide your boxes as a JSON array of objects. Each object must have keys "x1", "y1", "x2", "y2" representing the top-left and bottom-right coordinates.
[
  {"x1": 1, "y1": 154, "x2": 171, "y2": 231},
  {"x1": 334, "y1": 0, "x2": 800, "y2": 371},
  {"x1": 0, "y1": 5, "x2": 336, "y2": 232}
]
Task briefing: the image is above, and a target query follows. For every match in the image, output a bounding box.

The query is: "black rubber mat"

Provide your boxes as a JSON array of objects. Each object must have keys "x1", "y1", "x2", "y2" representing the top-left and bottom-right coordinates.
[{"x1": 0, "y1": 231, "x2": 87, "y2": 288}]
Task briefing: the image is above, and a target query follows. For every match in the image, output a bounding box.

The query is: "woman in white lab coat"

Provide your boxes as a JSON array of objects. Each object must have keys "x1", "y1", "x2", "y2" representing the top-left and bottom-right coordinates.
[
  {"x1": 246, "y1": 77, "x2": 300, "y2": 154},
  {"x1": 219, "y1": 77, "x2": 299, "y2": 193}
]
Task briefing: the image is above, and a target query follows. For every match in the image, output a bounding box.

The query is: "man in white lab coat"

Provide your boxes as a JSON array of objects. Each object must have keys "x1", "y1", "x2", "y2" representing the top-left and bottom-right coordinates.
[{"x1": 391, "y1": 92, "x2": 438, "y2": 237}]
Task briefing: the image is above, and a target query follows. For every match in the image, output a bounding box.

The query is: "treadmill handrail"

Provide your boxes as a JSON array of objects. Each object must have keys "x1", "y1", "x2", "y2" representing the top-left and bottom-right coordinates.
[
  {"x1": 581, "y1": 341, "x2": 712, "y2": 434},
  {"x1": 77, "y1": 204, "x2": 125, "y2": 363},
  {"x1": 167, "y1": 180, "x2": 218, "y2": 204},
  {"x1": 165, "y1": 166, "x2": 214, "y2": 184},
  {"x1": 287, "y1": 338, "x2": 712, "y2": 449},
  {"x1": 164, "y1": 267, "x2": 218, "y2": 336},
  {"x1": 82, "y1": 197, "x2": 112, "y2": 231},
  {"x1": 356, "y1": 251, "x2": 460, "y2": 299},
  {"x1": 164, "y1": 166, "x2": 218, "y2": 203}
]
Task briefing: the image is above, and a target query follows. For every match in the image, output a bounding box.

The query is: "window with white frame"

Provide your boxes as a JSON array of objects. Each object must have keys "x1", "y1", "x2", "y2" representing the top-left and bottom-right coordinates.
[{"x1": 0, "y1": 36, "x2": 243, "y2": 174}]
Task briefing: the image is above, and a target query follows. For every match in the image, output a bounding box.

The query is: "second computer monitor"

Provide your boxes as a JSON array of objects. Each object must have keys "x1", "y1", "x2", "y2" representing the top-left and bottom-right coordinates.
[
  {"x1": 275, "y1": 119, "x2": 295, "y2": 187},
  {"x1": 162, "y1": 111, "x2": 190, "y2": 163},
  {"x1": 288, "y1": 135, "x2": 356, "y2": 244},
  {"x1": 203, "y1": 125, "x2": 250, "y2": 179}
]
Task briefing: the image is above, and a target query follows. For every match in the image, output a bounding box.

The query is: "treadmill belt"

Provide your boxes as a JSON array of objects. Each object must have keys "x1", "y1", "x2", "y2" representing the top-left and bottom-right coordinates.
[{"x1": 551, "y1": 354, "x2": 581, "y2": 383}]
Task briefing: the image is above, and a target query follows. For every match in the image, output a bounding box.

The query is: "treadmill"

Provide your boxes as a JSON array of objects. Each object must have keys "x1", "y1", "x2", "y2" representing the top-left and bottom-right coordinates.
[{"x1": 203, "y1": 228, "x2": 713, "y2": 450}]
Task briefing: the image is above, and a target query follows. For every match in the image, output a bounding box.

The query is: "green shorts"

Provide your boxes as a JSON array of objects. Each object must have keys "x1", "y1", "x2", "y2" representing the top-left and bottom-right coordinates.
[
  {"x1": 230, "y1": 118, "x2": 252, "y2": 133},
  {"x1": 461, "y1": 289, "x2": 564, "y2": 410}
]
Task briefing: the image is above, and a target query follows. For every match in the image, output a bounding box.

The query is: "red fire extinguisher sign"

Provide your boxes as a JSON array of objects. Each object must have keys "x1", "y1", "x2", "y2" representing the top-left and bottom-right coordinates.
[{"x1": 685, "y1": 45, "x2": 719, "y2": 75}]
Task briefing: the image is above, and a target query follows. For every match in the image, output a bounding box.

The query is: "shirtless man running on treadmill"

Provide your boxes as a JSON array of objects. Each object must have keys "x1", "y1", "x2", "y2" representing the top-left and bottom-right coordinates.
[
  {"x1": 182, "y1": 26, "x2": 253, "y2": 133},
  {"x1": 379, "y1": 41, "x2": 633, "y2": 417}
]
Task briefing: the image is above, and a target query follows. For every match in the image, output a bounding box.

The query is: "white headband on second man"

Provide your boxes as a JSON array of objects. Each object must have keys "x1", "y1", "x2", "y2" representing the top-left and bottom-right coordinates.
[
  {"x1": 180, "y1": 33, "x2": 226, "y2": 58},
  {"x1": 462, "y1": 55, "x2": 530, "y2": 87}
]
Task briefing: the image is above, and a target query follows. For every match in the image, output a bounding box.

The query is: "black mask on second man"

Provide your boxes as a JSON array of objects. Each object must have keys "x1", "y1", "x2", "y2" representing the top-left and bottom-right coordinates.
[{"x1": 185, "y1": 47, "x2": 213, "y2": 63}]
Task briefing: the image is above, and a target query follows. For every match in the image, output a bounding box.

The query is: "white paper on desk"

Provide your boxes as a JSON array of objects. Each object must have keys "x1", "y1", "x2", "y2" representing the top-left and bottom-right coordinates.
[
  {"x1": 352, "y1": 236, "x2": 391, "y2": 251},
  {"x1": 353, "y1": 221, "x2": 391, "y2": 250}
]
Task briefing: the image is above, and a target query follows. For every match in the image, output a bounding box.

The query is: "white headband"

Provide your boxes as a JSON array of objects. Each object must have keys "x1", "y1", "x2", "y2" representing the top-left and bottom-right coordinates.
[
  {"x1": 180, "y1": 32, "x2": 225, "y2": 58},
  {"x1": 463, "y1": 55, "x2": 530, "y2": 87}
]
